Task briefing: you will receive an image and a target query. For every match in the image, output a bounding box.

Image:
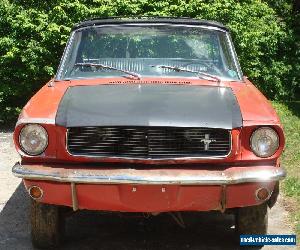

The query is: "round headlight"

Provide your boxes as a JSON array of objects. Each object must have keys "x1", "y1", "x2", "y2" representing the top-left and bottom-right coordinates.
[
  {"x1": 250, "y1": 127, "x2": 279, "y2": 158},
  {"x1": 19, "y1": 124, "x2": 48, "y2": 156}
]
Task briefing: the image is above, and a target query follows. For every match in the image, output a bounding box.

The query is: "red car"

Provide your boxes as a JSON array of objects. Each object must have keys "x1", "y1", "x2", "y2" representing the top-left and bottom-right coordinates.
[{"x1": 12, "y1": 17, "x2": 286, "y2": 248}]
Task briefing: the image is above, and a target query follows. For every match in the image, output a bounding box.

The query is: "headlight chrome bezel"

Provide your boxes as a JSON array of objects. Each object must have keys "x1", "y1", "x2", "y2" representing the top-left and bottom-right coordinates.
[
  {"x1": 19, "y1": 124, "x2": 48, "y2": 156},
  {"x1": 250, "y1": 126, "x2": 280, "y2": 158}
]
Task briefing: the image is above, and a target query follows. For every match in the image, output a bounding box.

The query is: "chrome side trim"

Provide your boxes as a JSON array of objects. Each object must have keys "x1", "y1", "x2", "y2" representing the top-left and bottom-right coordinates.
[{"x1": 12, "y1": 163, "x2": 286, "y2": 185}]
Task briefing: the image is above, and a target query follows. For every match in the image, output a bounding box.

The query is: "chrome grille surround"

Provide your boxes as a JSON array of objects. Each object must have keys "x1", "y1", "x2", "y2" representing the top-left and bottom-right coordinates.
[{"x1": 67, "y1": 126, "x2": 232, "y2": 160}]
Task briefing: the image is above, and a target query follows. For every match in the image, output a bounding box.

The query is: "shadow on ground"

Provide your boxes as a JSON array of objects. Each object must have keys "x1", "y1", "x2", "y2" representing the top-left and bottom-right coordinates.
[
  {"x1": 0, "y1": 184, "x2": 261, "y2": 250},
  {"x1": 0, "y1": 184, "x2": 30, "y2": 249}
]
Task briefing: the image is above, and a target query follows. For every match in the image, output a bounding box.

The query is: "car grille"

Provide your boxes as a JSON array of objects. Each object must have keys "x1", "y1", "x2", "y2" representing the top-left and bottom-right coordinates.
[{"x1": 67, "y1": 127, "x2": 231, "y2": 159}]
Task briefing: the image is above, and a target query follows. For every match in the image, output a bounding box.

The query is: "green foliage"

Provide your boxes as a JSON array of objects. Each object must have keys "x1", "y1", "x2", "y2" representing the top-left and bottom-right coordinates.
[
  {"x1": 272, "y1": 101, "x2": 300, "y2": 179},
  {"x1": 272, "y1": 101, "x2": 300, "y2": 239},
  {"x1": 0, "y1": 0, "x2": 299, "y2": 123},
  {"x1": 284, "y1": 177, "x2": 300, "y2": 197}
]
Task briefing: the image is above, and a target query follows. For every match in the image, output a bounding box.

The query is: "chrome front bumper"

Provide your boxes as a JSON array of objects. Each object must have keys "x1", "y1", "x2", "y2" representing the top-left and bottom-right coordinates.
[{"x1": 12, "y1": 163, "x2": 286, "y2": 185}]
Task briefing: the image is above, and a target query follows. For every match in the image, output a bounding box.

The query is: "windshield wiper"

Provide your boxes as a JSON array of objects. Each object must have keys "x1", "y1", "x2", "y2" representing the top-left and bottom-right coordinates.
[
  {"x1": 75, "y1": 63, "x2": 141, "y2": 80},
  {"x1": 151, "y1": 65, "x2": 221, "y2": 83}
]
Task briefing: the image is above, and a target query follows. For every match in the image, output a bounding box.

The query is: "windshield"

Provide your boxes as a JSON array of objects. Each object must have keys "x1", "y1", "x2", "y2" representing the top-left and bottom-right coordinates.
[{"x1": 57, "y1": 24, "x2": 242, "y2": 81}]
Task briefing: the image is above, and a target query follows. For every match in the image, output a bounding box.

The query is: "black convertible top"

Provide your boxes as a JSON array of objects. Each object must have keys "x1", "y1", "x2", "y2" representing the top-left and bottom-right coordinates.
[{"x1": 72, "y1": 16, "x2": 229, "y2": 31}]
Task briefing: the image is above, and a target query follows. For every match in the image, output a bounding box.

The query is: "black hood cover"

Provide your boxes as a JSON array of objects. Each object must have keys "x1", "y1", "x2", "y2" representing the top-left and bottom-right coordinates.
[{"x1": 56, "y1": 84, "x2": 242, "y2": 129}]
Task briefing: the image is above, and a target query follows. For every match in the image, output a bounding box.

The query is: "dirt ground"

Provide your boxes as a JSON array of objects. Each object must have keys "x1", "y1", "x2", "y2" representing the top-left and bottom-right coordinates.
[{"x1": 0, "y1": 130, "x2": 295, "y2": 250}]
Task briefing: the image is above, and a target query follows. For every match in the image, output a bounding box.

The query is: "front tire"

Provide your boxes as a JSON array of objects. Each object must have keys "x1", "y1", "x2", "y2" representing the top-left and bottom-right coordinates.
[
  {"x1": 31, "y1": 200, "x2": 64, "y2": 249},
  {"x1": 236, "y1": 203, "x2": 268, "y2": 235}
]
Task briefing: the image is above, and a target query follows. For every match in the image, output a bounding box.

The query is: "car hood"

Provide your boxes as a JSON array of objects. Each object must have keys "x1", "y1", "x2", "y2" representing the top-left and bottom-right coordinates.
[{"x1": 55, "y1": 84, "x2": 242, "y2": 129}]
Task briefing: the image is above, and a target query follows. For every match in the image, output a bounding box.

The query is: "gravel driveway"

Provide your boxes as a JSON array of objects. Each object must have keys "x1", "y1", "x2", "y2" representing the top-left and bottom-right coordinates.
[{"x1": 0, "y1": 130, "x2": 295, "y2": 250}]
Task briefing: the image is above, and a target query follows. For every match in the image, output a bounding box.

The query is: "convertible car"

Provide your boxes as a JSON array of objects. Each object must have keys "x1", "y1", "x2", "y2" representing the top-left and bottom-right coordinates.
[{"x1": 12, "y1": 17, "x2": 286, "y2": 248}]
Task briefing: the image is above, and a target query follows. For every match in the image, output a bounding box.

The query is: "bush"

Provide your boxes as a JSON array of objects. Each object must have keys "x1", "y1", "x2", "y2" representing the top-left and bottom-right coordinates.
[{"x1": 0, "y1": 0, "x2": 299, "y2": 123}]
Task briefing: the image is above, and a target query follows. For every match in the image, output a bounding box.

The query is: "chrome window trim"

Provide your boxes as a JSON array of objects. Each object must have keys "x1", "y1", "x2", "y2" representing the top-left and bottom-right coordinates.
[
  {"x1": 61, "y1": 75, "x2": 240, "y2": 82},
  {"x1": 55, "y1": 31, "x2": 76, "y2": 80},
  {"x1": 226, "y1": 32, "x2": 243, "y2": 80}
]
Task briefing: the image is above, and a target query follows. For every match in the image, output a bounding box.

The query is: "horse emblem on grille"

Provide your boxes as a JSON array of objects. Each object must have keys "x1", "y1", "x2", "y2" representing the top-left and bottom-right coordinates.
[{"x1": 201, "y1": 134, "x2": 216, "y2": 151}]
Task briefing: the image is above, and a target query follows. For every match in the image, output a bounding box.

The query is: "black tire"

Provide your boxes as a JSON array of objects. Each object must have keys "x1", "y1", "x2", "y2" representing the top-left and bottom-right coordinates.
[
  {"x1": 236, "y1": 203, "x2": 268, "y2": 235},
  {"x1": 31, "y1": 200, "x2": 65, "y2": 249}
]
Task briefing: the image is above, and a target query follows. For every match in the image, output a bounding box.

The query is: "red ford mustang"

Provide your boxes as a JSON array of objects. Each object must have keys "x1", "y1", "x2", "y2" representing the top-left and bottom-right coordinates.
[{"x1": 12, "y1": 17, "x2": 286, "y2": 248}]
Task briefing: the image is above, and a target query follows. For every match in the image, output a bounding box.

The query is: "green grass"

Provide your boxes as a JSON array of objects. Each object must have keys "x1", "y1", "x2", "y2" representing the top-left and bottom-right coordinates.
[{"x1": 272, "y1": 101, "x2": 300, "y2": 237}]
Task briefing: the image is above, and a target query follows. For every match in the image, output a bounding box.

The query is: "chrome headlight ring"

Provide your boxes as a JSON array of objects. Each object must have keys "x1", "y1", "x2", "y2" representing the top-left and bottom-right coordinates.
[
  {"x1": 19, "y1": 124, "x2": 48, "y2": 156},
  {"x1": 250, "y1": 127, "x2": 279, "y2": 158}
]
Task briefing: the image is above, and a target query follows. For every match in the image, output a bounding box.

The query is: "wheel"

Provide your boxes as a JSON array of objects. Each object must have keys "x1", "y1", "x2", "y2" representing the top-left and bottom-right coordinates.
[
  {"x1": 236, "y1": 203, "x2": 268, "y2": 235},
  {"x1": 31, "y1": 200, "x2": 65, "y2": 249}
]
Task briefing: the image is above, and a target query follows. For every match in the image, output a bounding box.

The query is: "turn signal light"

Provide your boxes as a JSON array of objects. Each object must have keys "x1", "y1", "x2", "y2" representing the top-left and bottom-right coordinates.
[
  {"x1": 28, "y1": 186, "x2": 43, "y2": 200},
  {"x1": 256, "y1": 187, "x2": 270, "y2": 201}
]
